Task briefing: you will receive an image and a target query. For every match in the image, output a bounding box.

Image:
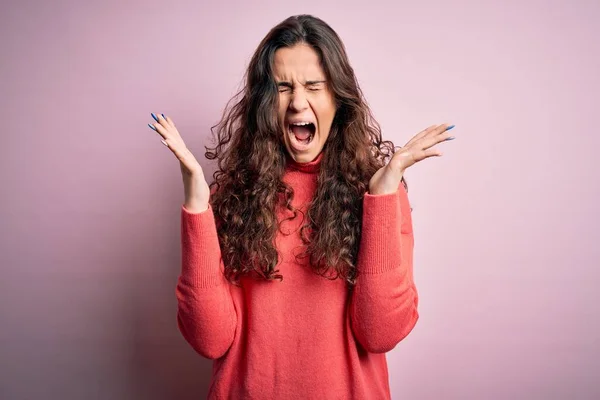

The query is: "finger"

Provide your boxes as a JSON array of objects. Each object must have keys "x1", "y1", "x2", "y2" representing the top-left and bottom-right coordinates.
[
  {"x1": 434, "y1": 124, "x2": 455, "y2": 142},
  {"x1": 412, "y1": 123, "x2": 454, "y2": 148},
  {"x1": 427, "y1": 123, "x2": 453, "y2": 138},
  {"x1": 165, "y1": 115, "x2": 176, "y2": 129},
  {"x1": 416, "y1": 134, "x2": 449, "y2": 152},
  {"x1": 411, "y1": 123, "x2": 454, "y2": 144},
  {"x1": 161, "y1": 113, "x2": 173, "y2": 128},
  {"x1": 404, "y1": 124, "x2": 440, "y2": 147},
  {"x1": 149, "y1": 122, "x2": 169, "y2": 139},
  {"x1": 149, "y1": 124, "x2": 171, "y2": 148},
  {"x1": 151, "y1": 112, "x2": 163, "y2": 125},
  {"x1": 409, "y1": 147, "x2": 443, "y2": 163},
  {"x1": 155, "y1": 112, "x2": 171, "y2": 130},
  {"x1": 423, "y1": 147, "x2": 443, "y2": 158},
  {"x1": 158, "y1": 113, "x2": 181, "y2": 138},
  {"x1": 432, "y1": 124, "x2": 455, "y2": 141}
]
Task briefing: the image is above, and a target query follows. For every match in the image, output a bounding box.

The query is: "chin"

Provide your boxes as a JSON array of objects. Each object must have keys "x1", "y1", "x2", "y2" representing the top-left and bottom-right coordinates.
[{"x1": 286, "y1": 146, "x2": 322, "y2": 163}]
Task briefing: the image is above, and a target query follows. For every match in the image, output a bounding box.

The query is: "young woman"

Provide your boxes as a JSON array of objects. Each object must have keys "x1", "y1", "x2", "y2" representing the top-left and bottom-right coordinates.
[{"x1": 148, "y1": 14, "x2": 455, "y2": 400}]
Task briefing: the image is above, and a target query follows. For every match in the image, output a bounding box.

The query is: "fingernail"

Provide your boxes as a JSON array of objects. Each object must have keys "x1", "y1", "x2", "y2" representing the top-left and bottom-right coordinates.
[
  {"x1": 151, "y1": 113, "x2": 159, "y2": 122},
  {"x1": 161, "y1": 140, "x2": 168, "y2": 147},
  {"x1": 446, "y1": 136, "x2": 455, "y2": 141},
  {"x1": 446, "y1": 125, "x2": 455, "y2": 131},
  {"x1": 161, "y1": 113, "x2": 166, "y2": 119},
  {"x1": 148, "y1": 123, "x2": 157, "y2": 131}
]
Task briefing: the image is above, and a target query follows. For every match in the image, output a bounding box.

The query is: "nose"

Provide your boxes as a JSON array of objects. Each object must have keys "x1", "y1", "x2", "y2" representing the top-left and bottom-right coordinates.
[{"x1": 289, "y1": 89, "x2": 309, "y2": 112}]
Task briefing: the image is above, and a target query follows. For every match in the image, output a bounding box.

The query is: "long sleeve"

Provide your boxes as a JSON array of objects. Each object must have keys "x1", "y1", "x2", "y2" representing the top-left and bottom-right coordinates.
[
  {"x1": 349, "y1": 183, "x2": 419, "y2": 353},
  {"x1": 175, "y1": 204, "x2": 237, "y2": 360}
]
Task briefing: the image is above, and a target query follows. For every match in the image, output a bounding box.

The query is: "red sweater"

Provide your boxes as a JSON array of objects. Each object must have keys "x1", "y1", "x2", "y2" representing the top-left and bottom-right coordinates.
[{"x1": 176, "y1": 153, "x2": 419, "y2": 399}]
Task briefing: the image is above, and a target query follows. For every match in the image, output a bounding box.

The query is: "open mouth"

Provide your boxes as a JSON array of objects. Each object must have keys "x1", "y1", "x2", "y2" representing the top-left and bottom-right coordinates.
[{"x1": 288, "y1": 122, "x2": 316, "y2": 146}]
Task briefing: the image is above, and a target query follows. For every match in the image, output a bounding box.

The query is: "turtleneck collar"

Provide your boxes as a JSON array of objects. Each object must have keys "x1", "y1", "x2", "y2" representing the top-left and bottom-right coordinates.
[{"x1": 285, "y1": 151, "x2": 323, "y2": 174}]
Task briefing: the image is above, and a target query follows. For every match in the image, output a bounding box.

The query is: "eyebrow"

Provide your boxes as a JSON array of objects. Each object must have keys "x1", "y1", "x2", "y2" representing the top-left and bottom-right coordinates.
[{"x1": 277, "y1": 80, "x2": 327, "y2": 87}]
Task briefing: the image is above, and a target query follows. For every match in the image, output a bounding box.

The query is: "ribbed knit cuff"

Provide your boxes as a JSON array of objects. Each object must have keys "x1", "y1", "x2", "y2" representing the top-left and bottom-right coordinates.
[
  {"x1": 180, "y1": 204, "x2": 226, "y2": 288},
  {"x1": 358, "y1": 186, "x2": 405, "y2": 274}
]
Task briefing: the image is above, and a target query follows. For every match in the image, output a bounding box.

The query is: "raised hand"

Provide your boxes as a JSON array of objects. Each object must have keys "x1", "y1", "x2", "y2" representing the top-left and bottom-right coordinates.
[
  {"x1": 368, "y1": 124, "x2": 455, "y2": 195},
  {"x1": 148, "y1": 112, "x2": 210, "y2": 212}
]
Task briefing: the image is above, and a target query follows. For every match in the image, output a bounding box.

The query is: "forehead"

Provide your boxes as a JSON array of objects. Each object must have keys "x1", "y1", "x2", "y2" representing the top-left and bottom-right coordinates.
[{"x1": 273, "y1": 44, "x2": 326, "y2": 80}]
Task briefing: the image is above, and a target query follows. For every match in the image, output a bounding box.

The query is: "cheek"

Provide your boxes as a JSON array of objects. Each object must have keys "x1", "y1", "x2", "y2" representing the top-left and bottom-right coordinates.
[
  {"x1": 280, "y1": 102, "x2": 290, "y2": 120},
  {"x1": 316, "y1": 105, "x2": 335, "y2": 128},
  {"x1": 314, "y1": 95, "x2": 336, "y2": 118}
]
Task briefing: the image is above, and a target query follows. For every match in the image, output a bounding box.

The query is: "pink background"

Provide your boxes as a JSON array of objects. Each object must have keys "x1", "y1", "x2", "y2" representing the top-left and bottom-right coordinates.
[{"x1": 1, "y1": 0, "x2": 599, "y2": 399}]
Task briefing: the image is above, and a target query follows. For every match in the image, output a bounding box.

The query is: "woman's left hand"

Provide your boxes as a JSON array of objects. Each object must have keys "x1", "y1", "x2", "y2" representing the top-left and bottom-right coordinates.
[{"x1": 368, "y1": 123, "x2": 455, "y2": 195}]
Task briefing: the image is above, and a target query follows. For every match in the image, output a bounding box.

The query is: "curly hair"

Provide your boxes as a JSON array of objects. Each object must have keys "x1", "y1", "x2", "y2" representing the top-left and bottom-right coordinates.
[{"x1": 205, "y1": 14, "x2": 405, "y2": 286}]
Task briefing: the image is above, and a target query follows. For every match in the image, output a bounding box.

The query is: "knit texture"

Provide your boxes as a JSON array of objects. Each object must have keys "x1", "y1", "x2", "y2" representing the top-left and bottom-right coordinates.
[{"x1": 176, "y1": 153, "x2": 419, "y2": 399}]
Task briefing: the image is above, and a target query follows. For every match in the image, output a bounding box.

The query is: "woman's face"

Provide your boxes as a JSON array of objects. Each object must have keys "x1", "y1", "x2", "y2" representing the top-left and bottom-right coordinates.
[{"x1": 273, "y1": 43, "x2": 337, "y2": 163}]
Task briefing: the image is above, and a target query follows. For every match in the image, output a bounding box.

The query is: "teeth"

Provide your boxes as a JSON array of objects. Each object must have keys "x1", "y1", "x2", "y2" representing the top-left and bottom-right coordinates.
[{"x1": 289, "y1": 121, "x2": 313, "y2": 126}]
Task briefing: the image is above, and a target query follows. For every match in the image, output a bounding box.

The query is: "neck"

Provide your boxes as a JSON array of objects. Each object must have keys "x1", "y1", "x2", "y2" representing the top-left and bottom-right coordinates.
[{"x1": 285, "y1": 152, "x2": 323, "y2": 174}]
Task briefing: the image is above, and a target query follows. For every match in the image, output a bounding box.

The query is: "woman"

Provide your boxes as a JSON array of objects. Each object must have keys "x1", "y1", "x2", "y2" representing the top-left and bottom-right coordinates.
[{"x1": 148, "y1": 14, "x2": 454, "y2": 400}]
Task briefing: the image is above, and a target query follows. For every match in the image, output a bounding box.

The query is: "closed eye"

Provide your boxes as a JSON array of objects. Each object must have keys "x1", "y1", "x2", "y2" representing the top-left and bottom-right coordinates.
[
  {"x1": 276, "y1": 80, "x2": 326, "y2": 93},
  {"x1": 277, "y1": 82, "x2": 293, "y2": 93},
  {"x1": 279, "y1": 87, "x2": 320, "y2": 93}
]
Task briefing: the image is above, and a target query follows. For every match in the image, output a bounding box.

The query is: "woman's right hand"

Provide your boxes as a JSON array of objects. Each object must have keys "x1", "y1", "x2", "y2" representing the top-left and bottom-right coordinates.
[{"x1": 148, "y1": 113, "x2": 210, "y2": 213}]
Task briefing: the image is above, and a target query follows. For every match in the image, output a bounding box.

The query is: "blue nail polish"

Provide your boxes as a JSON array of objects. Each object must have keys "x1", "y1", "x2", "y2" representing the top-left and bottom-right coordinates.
[
  {"x1": 161, "y1": 113, "x2": 166, "y2": 119},
  {"x1": 151, "y1": 113, "x2": 159, "y2": 122},
  {"x1": 148, "y1": 123, "x2": 157, "y2": 131},
  {"x1": 446, "y1": 125, "x2": 455, "y2": 131},
  {"x1": 446, "y1": 136, "x2": 455, "y2": 141}
]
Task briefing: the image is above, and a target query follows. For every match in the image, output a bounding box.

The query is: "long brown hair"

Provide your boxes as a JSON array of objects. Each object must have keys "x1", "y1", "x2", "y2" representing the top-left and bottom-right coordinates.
[{"x1": 205, "y1": 15, "x2": 404, "y2": 286}]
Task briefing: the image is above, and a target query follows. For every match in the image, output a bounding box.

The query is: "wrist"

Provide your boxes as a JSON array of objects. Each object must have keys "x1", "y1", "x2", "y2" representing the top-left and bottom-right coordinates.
[{"x1": 183, "y1": 199, "x2": 209, "y2": 213}]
